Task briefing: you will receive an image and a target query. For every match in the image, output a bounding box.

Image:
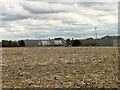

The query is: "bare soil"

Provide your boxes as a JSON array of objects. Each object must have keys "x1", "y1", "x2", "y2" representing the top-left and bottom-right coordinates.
[{"x1": 2, "y1": 47, "x2": 119, "y2": 88}]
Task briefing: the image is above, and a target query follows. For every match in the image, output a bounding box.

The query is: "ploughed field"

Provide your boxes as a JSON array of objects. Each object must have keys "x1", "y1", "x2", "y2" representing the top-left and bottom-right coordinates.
[{"x1": 2, "y1": 47, "x2": 119, "y2": 88}]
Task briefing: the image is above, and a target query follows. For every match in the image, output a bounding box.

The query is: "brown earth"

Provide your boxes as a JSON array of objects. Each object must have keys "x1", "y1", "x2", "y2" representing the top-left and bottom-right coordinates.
[{"x1": 2, "y1": 47, "x2": 119, "y2": 88}]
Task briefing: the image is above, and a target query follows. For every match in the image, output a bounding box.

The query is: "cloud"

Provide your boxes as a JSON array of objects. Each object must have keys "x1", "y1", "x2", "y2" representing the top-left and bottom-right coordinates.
[
  {"x1": 21, "y1": 2, "x2": 74, "y2": 14},
  {"x1": 1, "y1": 1, "x2": 118, "y2": 40},
  {"x1": 2, "y1": 3, "x2": 30, "y2": 21}
]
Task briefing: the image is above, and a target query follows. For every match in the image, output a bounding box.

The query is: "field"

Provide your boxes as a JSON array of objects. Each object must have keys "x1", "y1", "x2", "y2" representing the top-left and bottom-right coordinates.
[{"x1": 2, "y1": 47, "x2": 119, "y2": 88}]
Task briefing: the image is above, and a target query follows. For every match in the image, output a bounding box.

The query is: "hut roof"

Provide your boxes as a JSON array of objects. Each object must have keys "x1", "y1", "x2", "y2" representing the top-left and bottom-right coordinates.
[{"x1": 101, "y1": 36, "x2": 120, "y2": 39}]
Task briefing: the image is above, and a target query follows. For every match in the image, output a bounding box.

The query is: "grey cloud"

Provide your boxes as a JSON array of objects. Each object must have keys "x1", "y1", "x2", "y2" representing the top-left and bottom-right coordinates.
[
  {"x1": 21, "y1": 2, "x2": 68, "y2": 14},
  {"x1": 2, "y1": 15, "x2": 29, "y2": 21},
  {"x1": 23, "y1": 6, "x2": 65, "y2": 14},
  {"x1": 2, "y1": 3, "x2": 31, "y2": 21},
  {"x1": 77, "y1": 2, "x2": 111, "y2": 7},
  {"x1": 1, "y1": 1, "x2": 118, "y2": 40}
]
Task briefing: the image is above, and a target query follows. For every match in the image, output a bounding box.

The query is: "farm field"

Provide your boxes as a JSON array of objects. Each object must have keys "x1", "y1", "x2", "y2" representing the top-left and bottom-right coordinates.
[{"x1": 2, "y1": 47, "x2": 119, "y2": 88}]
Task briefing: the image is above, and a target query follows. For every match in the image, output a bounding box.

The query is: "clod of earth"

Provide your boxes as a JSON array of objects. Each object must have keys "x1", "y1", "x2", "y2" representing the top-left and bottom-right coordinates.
[{"x1": 2, "y1": 47, "x2": 119, "y2": 88}]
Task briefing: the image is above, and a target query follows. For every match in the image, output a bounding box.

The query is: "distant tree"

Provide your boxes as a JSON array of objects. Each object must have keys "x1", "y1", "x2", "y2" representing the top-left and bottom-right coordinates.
[
  {"x1": 12, "y1": 41, "x2": 19, "y2": 47},
  {"x1": 2, "y1": 40, "x2": 8, "y2": 47},
  {"x1": 66, "y1": 38, "x2": 73, "y2": 46},
  {"x1": 2, "y1": 40, "x2": 19, "y2": 47},
  {"x1": 8, "y1": 40, "x2": 12, "y2": 46},
  {"x1": 0, "y1": 42, "x2": 2, "y2": 47},
  {"x1": 66, "y1": 38, "x2": 70, "y2": 41},
  {"x1": 18, "y1": 40, "x2": 25, "y2": 47},
  {"x1": 86, "y1": 37, "x2": 93, "y2": 40},
  {"x1": 72, "y1": 40, "x2": 81, "y2": 46},
  {"x1": 54, "y1": 37, "x2": 64, "y2": 40}
]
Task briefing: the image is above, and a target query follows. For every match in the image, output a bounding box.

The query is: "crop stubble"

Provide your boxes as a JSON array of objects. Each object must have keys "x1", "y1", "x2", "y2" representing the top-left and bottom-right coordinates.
[{"x1": 2, "y1": 47, "x2": 119, "y2": 88}]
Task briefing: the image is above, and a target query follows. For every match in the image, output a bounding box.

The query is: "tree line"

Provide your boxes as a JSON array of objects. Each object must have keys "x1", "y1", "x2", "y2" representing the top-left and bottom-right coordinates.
[
  {"x1": 1, "y1": 37, "x2": 95, "y2": 47},
  {"x1": 2, "y1": 40, "x2": 20, "y2": 47},
  {"x1": 1, "y1": 40, "x2": 26, "y2": 47},
  {"x1": 1, "y1": 38, "x2": 72, "y2": 47}
]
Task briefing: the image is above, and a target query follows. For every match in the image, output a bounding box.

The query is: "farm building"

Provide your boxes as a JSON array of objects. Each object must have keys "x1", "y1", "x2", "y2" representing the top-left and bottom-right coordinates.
[
  {"x1": 18, "y1": 39, "x2": 66, "y2": 47},
  {"x1": 72, "y1": 39, "x2": 99, "y2": 46},
  {"x1": 99, "y1": 36, "x2": 120, "y2": 46},
  {"x1": 80, "y1": 39, "x2": 99, "y2": 46}
]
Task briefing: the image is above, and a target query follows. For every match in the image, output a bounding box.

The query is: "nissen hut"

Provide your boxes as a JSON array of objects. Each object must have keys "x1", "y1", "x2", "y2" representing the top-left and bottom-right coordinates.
[{"x1": 18, "y1": 39, "x2": 66, "y2": 47}]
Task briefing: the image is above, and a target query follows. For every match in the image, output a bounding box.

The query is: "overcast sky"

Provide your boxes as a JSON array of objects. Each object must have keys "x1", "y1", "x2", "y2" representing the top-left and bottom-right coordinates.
[{"x1": 1, "y1": 0, "x2": 118, "y2": 40}]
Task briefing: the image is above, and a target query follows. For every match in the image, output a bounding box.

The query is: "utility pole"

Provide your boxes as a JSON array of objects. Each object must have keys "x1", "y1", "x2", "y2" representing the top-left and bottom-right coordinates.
[
  {"x1": 95, "y1": 27, "x2": 98, "y2": 46},
  {"x1": 95, "y1": 27, "x2": 97, "y2": 39}
]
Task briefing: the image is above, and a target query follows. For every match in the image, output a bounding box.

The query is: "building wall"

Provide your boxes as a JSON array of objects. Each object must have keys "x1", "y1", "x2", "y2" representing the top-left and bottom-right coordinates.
[
  {"x1": 99, "y1": 38, "x2": 113, "y2": 46},
  {"x1": 80, "y1": 39, "x2": 99, "y2": 46},
  {"x1": 23, "y1": 40, "x2": 66, "y2": 47},
  {"x1": 99, "y1": 36, "x2": 120, "y2": 46},
  {"x1": 113, "y1": 39, "x2": 120, "y2": 46},
  {"x1": 99, "y1": 37, "x2": 120, "y2": 46}
]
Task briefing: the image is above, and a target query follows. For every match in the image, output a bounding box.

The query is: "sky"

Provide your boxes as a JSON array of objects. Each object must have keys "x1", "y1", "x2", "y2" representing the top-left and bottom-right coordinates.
[{"x1": 0, "y1": 0, "x2": 118, "y2": 40}]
